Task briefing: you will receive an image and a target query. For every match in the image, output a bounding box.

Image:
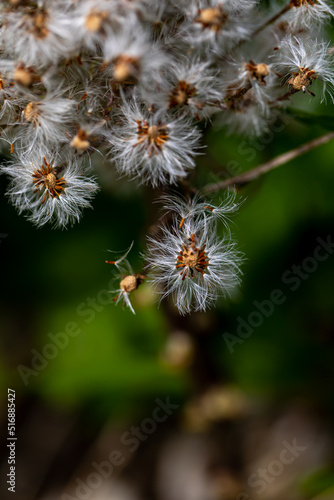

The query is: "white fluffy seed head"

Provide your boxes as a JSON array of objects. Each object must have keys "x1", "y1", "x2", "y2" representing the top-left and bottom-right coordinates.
[
  {"x1": 160, "y1": 190, "x2": 242, "y2": 232},
  {"x1": 146, "y1": 195, "x2": 243, "y2": 314},
  {"x1": 145, "y1": 57, "x2": 222, "y2": 119},
  {"x1": 0, "y1": 2, "x2": 79, "y2": 68},
  {"x1": 288, "y1": 0, "x2": 334, "y2": 28},
  {"x1": 273, "y1": 35, "x2": 334, "y2": 102},
  {"x1": 107, "y1": 97, "x2": 202, "y2": 187},
  {"x1": 179, "y1": 0, "x2": 258, "y2": 55},
  {"x1": 106, "y1": 242, "x2": 141, "y2": 314}
]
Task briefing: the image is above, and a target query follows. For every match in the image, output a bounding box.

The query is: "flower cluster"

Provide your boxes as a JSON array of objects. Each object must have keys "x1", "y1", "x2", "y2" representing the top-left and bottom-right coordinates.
[{"x1": 0, "y1": 0, "x2": 333, "y2": 228}]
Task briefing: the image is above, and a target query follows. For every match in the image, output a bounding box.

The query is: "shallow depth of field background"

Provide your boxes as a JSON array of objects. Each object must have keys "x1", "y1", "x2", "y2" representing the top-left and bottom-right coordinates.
[{"x1": 1, "y1": 44, "x2": 334, "y2": 500}]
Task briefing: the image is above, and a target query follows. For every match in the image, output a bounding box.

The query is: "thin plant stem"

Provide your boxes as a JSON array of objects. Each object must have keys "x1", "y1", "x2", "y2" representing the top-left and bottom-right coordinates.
[{"x1": 203, "y1": 132, "x2": 334, "y2": 193}]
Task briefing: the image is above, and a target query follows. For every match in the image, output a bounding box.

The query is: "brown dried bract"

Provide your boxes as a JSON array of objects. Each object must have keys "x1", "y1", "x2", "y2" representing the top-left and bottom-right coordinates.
[
  {"x1": 169, "y1": 80, "x2": 198, "y2": 108},
  {"x1": 289, "y1": 0, "x2": 316, "y2": 7},
  {"x1": 85, "y1": 10, "x2": 109, "y2": 33},
  {"x1": 245, "y1": 61, "x2": 270, "y2": 85},
  {"x1": 176, "y1": 233, "x2": 209, "y2": 280},
  {"x1": 224, "y1": 84, "x2": 254, "y2": 112},
  {"x1": 32, "y1": 157, "x2": 66, "y2": 204},
  {"x1": 20, "y1": 9, "x2": 49, "y2": 39}
]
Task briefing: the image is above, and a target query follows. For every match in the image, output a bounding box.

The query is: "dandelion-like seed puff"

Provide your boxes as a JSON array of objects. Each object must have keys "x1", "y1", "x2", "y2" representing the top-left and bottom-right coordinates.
[
  {"x1": 1, "y1": 151, "x2": 99, "y2": 228},
  {"x1": 146, "y1": 195, "x2": 243, "y2": 314}
]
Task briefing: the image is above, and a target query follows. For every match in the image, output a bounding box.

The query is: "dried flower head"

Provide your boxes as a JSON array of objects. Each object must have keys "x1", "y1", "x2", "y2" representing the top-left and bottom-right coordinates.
[
  {"x1": 274, "y1": 36, "x2": 334, "y2": 101},
  {"x1": 146, "y1": 196, "x2": 243, "y2": 314},
  {"x1": 108, "y1": 97, "x2": 201, "y2": 186},
  {"x1": 1, "y1": 151, "x2": 99, "y2": 227}
]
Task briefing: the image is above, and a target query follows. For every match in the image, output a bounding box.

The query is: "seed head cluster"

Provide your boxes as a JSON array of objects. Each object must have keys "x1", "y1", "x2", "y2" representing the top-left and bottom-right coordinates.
[{"x1": 0, "y1": 0, "x2": 333, "y2": 312}]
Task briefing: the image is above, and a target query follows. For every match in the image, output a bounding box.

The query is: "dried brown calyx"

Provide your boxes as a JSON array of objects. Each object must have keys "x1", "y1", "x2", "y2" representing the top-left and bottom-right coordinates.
[
  {"x1": 70, "y1": 129, "x2": 91, "y2": 152},
  {"x1": 288, "y1": 66, "x2": 317, "y2": 94},
  {"x1": 194, "y1": 6, "x2": 228, "y2": 32},
  {"x1": 244, "y1": 61, "x2": 270, "y2": 85},
  {"x1": 14, "y1": 63, "x2": 40, "y2": 87},
  {"x1": 23, "y1": 101, "x2": 40, "y2": 125},
  {"x1": 134, "y1": 120, "x2": 169, "y2": 157},
  {"x1": 32, "y1": 157, "x2": 66, "y2": 204},
  {"x1": 169, "y1": 80, "x2": 198, "y2": 108},
  {"x1": 176, "y1": 234, "x2": 209, "y2": 280},
  {"x1": 113, "y1": 55, "x2": 140, "y2": 83},
  {"x1": 120, "y1": 274, "x2": 145, "y2": 293}
]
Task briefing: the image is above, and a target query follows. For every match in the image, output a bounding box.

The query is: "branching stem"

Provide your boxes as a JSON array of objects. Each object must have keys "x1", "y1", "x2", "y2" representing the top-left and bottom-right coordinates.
[{"x1": 223, "y1": 83, "x2": 252, "y2": 103}]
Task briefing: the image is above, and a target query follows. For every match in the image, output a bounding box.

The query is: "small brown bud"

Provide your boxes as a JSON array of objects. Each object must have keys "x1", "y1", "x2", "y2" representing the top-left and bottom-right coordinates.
[
  {"x1": 120, "y1": 275, "x2": 138, "y2": 293},
  {"x1": 70, "y1": 130, "x2": 90, "y2": 151}
]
